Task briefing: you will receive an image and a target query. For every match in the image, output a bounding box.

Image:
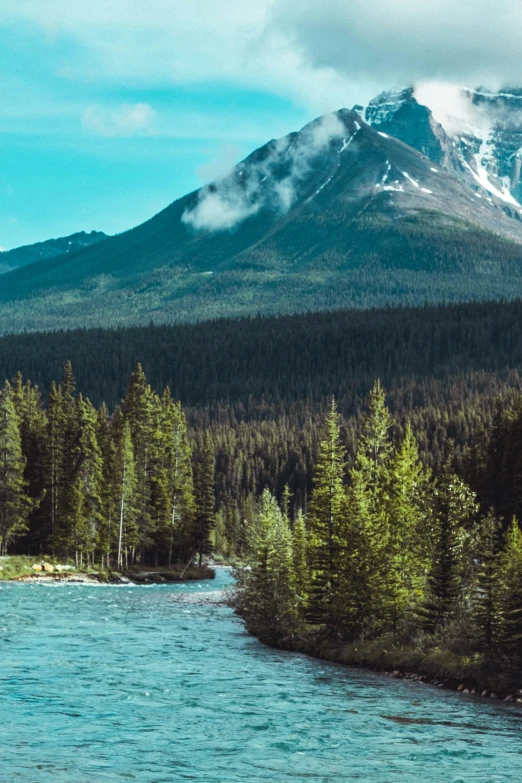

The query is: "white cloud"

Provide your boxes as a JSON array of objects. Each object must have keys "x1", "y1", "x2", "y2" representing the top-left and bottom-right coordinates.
[
  {"x1": 4, "y1": 0, "x2": 522, "y2": 127},
  {"x1": 182, "y1": 190, "x2": 259, "y2": 232},
  {"x1": 413, "y1": 81, "x2": 491, "y2": 137},
  {"x1": 267, "y1": 0, "x2": 522, "y2": 89},
  {"x1": 82, "y1": 102, "x2": 156, "y2": 136},
  {"x1": 182, "y1": 111, "x2": 346, "y2": 231},
  {"x1": 0, "y1": 1, "x2": 361, "y2": 115}
]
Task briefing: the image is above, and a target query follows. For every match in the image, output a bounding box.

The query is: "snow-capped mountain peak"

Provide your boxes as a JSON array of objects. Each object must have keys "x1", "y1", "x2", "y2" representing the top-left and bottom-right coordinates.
[{"x1": 365, "y1": 84, "x2": 522, "y2": 215}]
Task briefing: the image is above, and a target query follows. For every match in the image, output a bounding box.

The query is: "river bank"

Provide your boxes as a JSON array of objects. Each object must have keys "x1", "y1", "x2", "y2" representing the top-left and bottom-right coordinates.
[
  {"x1": 240, "y1": 620, "x2": 522, "y2": 705},
  {"x1": 1, "y1": 556, "x2": 215, "y2": 584}
]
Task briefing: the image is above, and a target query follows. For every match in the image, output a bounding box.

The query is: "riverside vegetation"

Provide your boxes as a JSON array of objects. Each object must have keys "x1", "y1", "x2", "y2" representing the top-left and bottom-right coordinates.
[
  {"x1": 0, "y1": 362, "x2": 215, "y2": 570},
  {"x1": 234, "y1": 384, "x2": 522, "y2": 696},
  {"x1": 3, "y1": 303, "x2": 522, "y2": 689}
]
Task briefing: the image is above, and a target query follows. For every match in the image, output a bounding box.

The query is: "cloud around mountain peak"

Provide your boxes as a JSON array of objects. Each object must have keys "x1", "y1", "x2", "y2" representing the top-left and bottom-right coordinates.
[{"x1": 182, "y1": 112, "x2": 347, "y2": 232}]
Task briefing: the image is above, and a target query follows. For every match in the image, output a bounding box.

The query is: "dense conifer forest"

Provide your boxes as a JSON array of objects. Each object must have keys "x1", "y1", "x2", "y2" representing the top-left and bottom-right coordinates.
[
  {"x1": 0, "y1": 364, "x2": 213, "y2": 567},
  {"x1": 2, "y1": 299, "x2": 522, "y2": 684},
  {"x1": 1, "y1": 300, "x2": 522, "y2": 536},
  {"x1": 1, "y1": 299, "x2": 522, "y2": 571},
  {"x1": 235, "y1": 385, "x2": 522, "y2": 689}
]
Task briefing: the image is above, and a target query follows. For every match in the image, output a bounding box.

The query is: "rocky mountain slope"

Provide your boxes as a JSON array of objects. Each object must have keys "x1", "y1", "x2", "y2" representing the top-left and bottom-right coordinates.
[
  {"x1": 2, "y1": 88, "x2": 522, "y2": 333},
  {"x1": 365, "y1": 86, "x2": 522, "y2": 213},
  {"x1": 0, "y1": 231, "x2": 107, "y2": 276}
]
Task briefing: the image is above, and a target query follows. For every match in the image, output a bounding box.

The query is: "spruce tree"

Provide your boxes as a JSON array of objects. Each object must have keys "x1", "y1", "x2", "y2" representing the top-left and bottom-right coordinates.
[
  {"x1": 292, "y1": 510, "x2": 308, "y2": 600},
  {"x1": 357, "y1": 379, "x2": 393, "y2": 485},
  {"x1": 421, "y1": 460, "x2": 478, "y2": 631},
  {"x1": 471, "y1": 509, "x2": 502, "y2": 654},
  {"x1": 0, "y1": 384, "x2": 33, "y2": 554},
  {"x1": 498, "y1": 518, "x2": 522, "y2": 656},
  {"x1": 114, "y1": 418, "x2": 138, "y2": 570},
  {"x1": 239, "y1": 489, "x2": 298, "y2": 641},
  {"x1": 385, "y1": 424, "x2": 431, "y2": 627},
  {"x1": 46, "y1": 381, "x2": 65, "y2": 549},
  {"x1": 160, "y1": 391, "x2": 195, "y2": 566},
  {"x1": 194, "y1": 434, "x2": 215, "y2": 566},
  {"x1": 123, "y1": 365, "x2": 156, "y2": 557},
  {"x1": 334, "y1": 465, "x2": 374, "y2": 637},
  {"x1": 306, "y1": 399, "x2": 346, "y2": 626},
  {"x1": 10, "y1": 373, "x2": 47, "y2": 552},
  {"x1": 336, "y1": 381, "x2": 394, "y2": 636}
]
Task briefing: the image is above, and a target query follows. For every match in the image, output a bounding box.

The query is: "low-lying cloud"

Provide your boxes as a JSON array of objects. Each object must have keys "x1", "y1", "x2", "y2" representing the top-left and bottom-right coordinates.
[{"x1": 182, "y1": 112, "x2": 346, "y2": 231}]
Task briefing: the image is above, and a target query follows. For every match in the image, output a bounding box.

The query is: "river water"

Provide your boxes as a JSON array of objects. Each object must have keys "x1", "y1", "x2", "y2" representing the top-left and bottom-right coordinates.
[{"x1": 1, "y1": 568, "x2": 521, "y2": 782}]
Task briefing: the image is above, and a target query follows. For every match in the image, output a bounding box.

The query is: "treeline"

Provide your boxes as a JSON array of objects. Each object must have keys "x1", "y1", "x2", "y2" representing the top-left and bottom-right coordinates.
[
  {"x1": 236, "y1": 383, "x2": 522, "y2": 671},
  {"x1": 2, "y1": 300, "x2": 522, "y2": 527},
  {"x1": 0, "y1": 363, "x2": 214, "y2": 567},
  {"x1": 1, "y1": 300, "x2": 522, "y2": 411}
]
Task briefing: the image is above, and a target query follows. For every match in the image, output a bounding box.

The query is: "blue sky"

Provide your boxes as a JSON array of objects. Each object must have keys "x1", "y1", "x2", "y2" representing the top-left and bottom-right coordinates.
[
  {"x1": 0, "y1": 1, "x2": 363, "y2": 250},
  {"x1": 1, "y1": 0, "x2": 515, "y2": 250}
]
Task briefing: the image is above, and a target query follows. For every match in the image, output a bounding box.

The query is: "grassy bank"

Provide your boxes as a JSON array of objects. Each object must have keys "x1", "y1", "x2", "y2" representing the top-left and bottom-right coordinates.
[
  {"x1": 0, "y1": 556, "x2": 215, "y2": 583},
  {"x1": 247, "y1": 624, "x2": 522, "y2": 703}
]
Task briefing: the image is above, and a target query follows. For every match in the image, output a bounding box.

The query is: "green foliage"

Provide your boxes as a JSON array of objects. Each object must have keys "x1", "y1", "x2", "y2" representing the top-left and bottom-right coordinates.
[
  {"x1": 471, "y1": 509, "x2": 503, "y2": 654},
  {"x1": 384, "y1": 425, "x2": 431, "y2": 624},
  {"x1": 292, "y1": 511, "x2": 308, "y2": 600},
  {"x1": 237, "y1": 489, "x2": 299, "y2": 641},
  {"x1": 421, "y1": 461, "x2": 478, "y2": 631},
  {"x1": 498, "y1": 518, "x2": 522, "y2": 655},
  {"x1": 0, "y1": 363, "x2": 202, "y2": 567},
  {"x1": 0, "y1": 384, "x2": 34, "y2": 553},
  {"x1": 306, "y1": 399, "x2": 346, "y2": 625},
  {"x1": 194, "y1": 433, "x2": 215, "y2": 566}
]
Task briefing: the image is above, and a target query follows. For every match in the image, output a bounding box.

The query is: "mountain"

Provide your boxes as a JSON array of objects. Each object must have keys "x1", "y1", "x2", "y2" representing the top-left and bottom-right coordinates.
[
  {"x1": 365, "y1": 86, "x2": 522, "y2": 212},
  {"x1": 2, "y1": 89, "x2": 522, "y2": 333},
  {"x1": 0, "y1": 231, "x2": 108, "y2": 276}
]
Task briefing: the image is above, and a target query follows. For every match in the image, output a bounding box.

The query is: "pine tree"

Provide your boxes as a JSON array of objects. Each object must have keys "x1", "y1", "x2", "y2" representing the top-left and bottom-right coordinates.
[
  {"x1": 306, "y1": 399, "x2": 346, "y2": 626},
  {"x1": 123, "y1": 364, "x2": 156, "y2": 557},
  {"x1": 357, "y1": 379, "x2": 393, "y2": 485},
  {"x1": 334, "y1": 465, "x2": 374, "y2": 637},
  {"x1": 0, "y1": 384, "x2": 33, "y2": 554},
  {"x1": 114, "y1": 418, "x2": 138, "y2": 570},
  {"x1": 46, "y1": 381, "x2": 65, "y2": 549},
  {"x1": 238, "y1": 489, "x2": 298, "y2": 641},
  {"x1": 10, "y1": 373, "x2": 47, "y2": 552},
  {"x1": 335, "y1": 381, "x2": 394, "y2": 636},
  {"x1": 421, "y1": 460, "x2": 478, "y2": 631},
  {"x1": 194, "y1": 433, "x2": 215, "y2": 566},
  {"x1": 471, "y1": 509, "x2": 502, "y2": 654},
  {"x1": 384, "y1": 424, "x2": 431, "y2": 626},
  {"x1": 292, "y1": 510, "x2": 308, "y2": 599},
  {"x1": 152, "y1": 389, "x2": 196, "y2": 567},
  {"x1": 96, "y1": 402, "x2": 113, "y2": 565},
  {"x1": 55, "y1": 396, "x2": 104, "y2": 564},
  {"x1": 498, "y1": 518, "x2": 522, "y2": 656}
]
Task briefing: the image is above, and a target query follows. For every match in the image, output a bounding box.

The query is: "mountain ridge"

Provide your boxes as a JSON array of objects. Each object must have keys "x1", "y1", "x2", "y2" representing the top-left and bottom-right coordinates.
[
  {"x1": 0, "y1": 231, "x2": 108, "y2": 276},
  {"x1": 2, "y1": 87, "x2": 522, "y2": 333}
]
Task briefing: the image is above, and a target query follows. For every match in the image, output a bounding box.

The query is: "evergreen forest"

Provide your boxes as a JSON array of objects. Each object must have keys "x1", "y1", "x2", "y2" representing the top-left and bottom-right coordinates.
[
  {"x1": 235, "y1": 385, "x2": 522, "y2": 686},
  {"x1": 2, "y1": 299, "x2": 522, "y2": 682}
]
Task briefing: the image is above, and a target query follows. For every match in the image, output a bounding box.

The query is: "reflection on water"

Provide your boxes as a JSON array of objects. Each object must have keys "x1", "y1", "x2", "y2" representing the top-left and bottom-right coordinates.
[{"x1": 1, "y1": 568, "x2": 521, "y2": 782}]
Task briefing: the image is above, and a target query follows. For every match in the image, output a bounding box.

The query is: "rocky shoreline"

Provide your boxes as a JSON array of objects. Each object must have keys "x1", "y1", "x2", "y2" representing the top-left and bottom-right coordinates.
[{"x1": 8, "y1": 566, "x2": 215, "y2": 585}]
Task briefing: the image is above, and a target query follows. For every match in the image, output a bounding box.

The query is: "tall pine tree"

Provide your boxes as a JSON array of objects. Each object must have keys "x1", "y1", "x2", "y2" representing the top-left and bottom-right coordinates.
[{"x1": 0, "y1": 384, "x2": 33, "y2": 554}]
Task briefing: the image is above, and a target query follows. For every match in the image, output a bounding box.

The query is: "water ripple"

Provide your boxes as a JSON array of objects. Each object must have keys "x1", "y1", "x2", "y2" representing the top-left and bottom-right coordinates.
[{"x1": 1, "y1": 569, "x2": 521, "y2": 781}]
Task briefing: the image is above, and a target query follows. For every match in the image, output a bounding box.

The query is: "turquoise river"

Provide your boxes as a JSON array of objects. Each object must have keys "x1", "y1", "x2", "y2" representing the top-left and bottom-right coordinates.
[{"x1": 1, "y1": 568, "x2": 521, "y2": 782}]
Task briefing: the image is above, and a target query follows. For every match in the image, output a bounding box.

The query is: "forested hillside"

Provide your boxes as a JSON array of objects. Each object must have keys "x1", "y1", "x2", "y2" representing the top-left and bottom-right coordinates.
[{"x1": 2, "y1": 300, "x2": 522, "y2": 564}]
